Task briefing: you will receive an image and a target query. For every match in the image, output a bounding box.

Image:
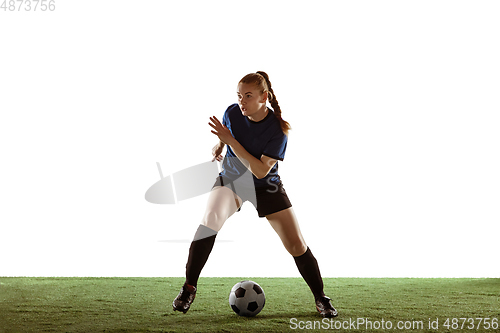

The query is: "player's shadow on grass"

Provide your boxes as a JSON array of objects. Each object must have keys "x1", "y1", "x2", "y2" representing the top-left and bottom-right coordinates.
[
  {"x1": 254, "y1": 312, "x2": 322, "y2": 320},
  {"x1": 165, "y1": 310, "x2": 321, "y2": 321},
  {"x1": 185, "y1": 311, "x2": 322, "y2": 322}
]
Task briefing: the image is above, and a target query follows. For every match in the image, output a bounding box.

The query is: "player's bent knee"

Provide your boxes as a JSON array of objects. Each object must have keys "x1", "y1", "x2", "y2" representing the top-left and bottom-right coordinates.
[
  {"x1": 202, "y1": 210, "x2": 226, "y2": 232},
  {"x1": 286, "y1": 242, "x2": 308, "y2": 257}
]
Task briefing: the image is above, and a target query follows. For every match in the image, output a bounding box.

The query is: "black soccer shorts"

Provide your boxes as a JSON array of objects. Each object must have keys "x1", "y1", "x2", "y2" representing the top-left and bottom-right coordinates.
[{"x1": 212, "y1": 175, "x2": 292, "y2": 218}]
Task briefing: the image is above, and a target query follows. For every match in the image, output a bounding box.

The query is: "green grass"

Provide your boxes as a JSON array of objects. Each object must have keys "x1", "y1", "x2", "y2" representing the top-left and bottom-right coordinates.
[{"x1": 0, "y1": 277, "x2": 499, "y2": 332}]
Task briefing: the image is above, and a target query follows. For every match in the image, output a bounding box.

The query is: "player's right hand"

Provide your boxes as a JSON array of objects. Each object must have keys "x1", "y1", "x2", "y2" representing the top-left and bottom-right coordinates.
[{"x1": 212, "y1": 142, "x2": 224, "y2": 162}]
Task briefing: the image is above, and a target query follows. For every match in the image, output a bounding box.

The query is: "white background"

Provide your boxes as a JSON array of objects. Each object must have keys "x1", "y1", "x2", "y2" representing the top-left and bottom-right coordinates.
[{"x1": 1, "y1": 0, "x2": 499, "y2": 278}]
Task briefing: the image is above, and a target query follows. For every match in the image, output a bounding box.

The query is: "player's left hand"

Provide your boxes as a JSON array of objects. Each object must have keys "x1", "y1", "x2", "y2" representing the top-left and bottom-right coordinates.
[{"x1": 209, "y1": 116, "x2": 235, "y2": 146}]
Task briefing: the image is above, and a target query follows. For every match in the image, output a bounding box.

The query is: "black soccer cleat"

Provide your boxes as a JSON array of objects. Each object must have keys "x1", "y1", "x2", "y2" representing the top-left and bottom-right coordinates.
[
  {"x1": 315, "y1": 296, "x2": 338, "y2": 318},
  {"x1": 172, "y1": 284, "x2": 197, "y2": 314}
]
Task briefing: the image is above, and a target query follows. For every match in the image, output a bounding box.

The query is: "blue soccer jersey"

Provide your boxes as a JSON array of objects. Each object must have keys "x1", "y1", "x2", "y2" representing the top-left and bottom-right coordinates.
[{"x1": 219, "y1": 103, "x2": 287, "y2": 188}]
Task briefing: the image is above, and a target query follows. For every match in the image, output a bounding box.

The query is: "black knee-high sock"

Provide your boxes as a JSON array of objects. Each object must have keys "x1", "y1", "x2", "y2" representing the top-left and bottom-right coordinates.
[
  {"x1": 185, "y1": 224, "x2": 218, "y2": 287},
  {"x1": 294, "y1": 247, "x2": 325, "y2": 300}
]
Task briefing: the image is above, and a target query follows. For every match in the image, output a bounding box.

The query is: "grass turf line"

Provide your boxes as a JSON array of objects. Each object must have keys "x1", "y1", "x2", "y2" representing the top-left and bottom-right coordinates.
[{"x1": 0, "y1": 277, "x2": 498, "y2": 332}]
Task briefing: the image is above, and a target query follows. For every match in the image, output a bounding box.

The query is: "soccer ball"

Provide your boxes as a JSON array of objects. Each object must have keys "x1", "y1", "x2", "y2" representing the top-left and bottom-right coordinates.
[{"x1": 228, "y1": 280, "x2": 265, "y2": 317}]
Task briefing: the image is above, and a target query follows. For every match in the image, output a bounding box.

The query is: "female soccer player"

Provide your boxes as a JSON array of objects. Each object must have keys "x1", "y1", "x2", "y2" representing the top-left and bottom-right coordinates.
[{"x1": 172, "y1": 71, "x2": 338, "y2": 318}]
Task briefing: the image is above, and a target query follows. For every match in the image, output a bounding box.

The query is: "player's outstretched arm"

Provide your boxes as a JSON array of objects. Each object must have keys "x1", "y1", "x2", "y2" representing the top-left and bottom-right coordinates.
[{"x1": 229, "y1": 141, "x2": 277, "y2": 179}]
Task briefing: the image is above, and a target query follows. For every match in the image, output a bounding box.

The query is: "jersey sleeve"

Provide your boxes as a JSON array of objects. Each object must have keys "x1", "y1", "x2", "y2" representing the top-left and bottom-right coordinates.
[
  {"x1": 262, "y1": 130, "x2": 287, "y2": 161},
  {"x1": 222, "y1": 108, "x2": 229, "y2": 127}
]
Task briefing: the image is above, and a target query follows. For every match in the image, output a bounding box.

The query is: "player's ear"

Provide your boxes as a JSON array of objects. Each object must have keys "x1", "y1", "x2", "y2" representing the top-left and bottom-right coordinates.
[{"x1": 260, "y1": 91, "x2": 268, "y2": 103}]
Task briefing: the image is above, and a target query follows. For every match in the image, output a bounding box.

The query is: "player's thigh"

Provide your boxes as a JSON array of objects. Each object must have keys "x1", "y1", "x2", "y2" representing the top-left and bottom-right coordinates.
[
  {"x1": 202, "y1": 186, "x2": 242, "y2": 232},
  {"x1": 266, "y1": 207, "x2": 307, "y2": 256}
]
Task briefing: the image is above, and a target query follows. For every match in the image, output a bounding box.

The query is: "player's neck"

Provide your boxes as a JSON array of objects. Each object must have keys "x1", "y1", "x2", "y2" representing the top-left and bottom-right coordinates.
[{"x1": 247, "y1": 105, "x2": 268, "y2": 122}]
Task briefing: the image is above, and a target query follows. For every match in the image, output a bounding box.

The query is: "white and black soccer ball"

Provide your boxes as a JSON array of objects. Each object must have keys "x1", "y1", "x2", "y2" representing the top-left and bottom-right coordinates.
[{"x1": 228, "y1": 280, "x2": 265, "y2": 317}]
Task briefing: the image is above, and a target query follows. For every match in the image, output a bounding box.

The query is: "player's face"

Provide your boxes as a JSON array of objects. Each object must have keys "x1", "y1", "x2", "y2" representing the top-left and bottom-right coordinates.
[{"x1": 237, "y1": 83, "x2": 267, "y2": 117}]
